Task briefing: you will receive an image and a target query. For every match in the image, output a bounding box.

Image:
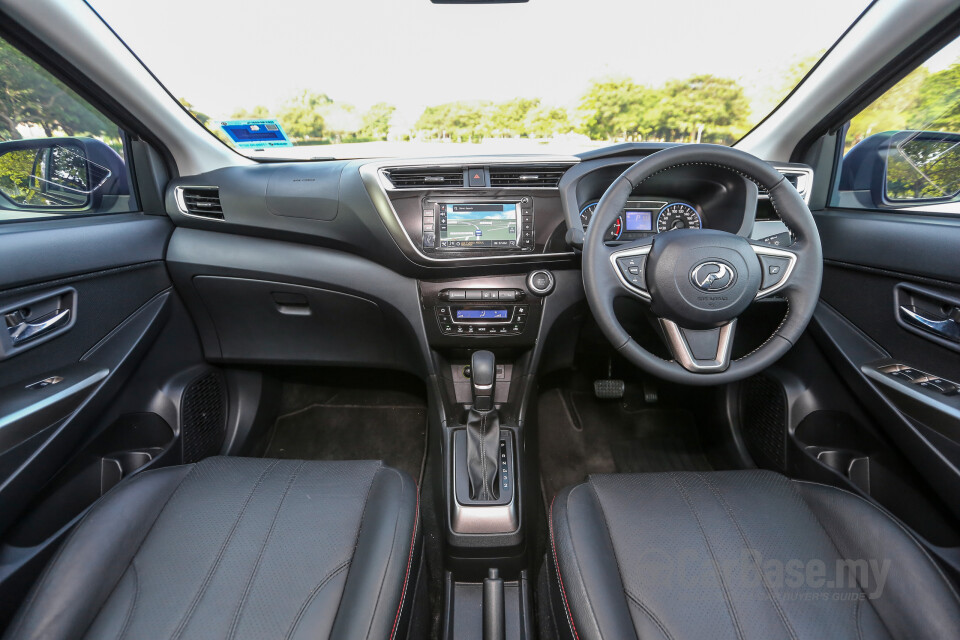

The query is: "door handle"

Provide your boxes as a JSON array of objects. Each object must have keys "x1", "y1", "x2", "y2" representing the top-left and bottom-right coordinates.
[
  {"x1": 7, "y1": 308, "x2": 71, "y2": 345},
  {"x1": 899, "y1": 305, "x2": 960, "y2": 342}
]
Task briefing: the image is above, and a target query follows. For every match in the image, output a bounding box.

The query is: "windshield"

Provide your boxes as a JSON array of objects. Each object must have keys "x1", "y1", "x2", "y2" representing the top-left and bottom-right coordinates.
[{"x1": 92, "y1": 0, "x2": 868, "y2": 160}]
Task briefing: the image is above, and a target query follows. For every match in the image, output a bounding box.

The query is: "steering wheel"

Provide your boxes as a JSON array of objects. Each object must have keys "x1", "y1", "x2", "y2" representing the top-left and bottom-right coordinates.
[{"x1": 582, "y1": 144, "x2": 823, "y2": 386}]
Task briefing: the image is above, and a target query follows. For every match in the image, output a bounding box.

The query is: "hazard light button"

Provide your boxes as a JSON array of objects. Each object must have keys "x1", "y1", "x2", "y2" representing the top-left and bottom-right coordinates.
[{"x1": 468, "y1": 168, "x2": 485, "y2": 187}]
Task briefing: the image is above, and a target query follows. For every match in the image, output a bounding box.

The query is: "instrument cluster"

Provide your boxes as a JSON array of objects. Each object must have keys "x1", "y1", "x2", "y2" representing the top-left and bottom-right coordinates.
[{"x1": 579, "y1": 200, "x2": 703, "y2": 242}]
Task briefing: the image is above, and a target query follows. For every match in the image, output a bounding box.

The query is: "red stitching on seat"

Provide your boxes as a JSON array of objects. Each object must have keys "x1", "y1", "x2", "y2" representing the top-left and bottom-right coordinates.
[
  {"x1": 550, "y1": 496, "x2": 580, "y2": 640},
  {"x1": 390, "y1": 484, "x2": 419, "y2": 640}
]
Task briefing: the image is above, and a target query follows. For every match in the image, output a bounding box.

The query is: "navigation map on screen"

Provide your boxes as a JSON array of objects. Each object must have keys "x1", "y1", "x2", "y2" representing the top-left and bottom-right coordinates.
[{"x1": 439, "y1": 203, "x2": 518, "y2": 248}]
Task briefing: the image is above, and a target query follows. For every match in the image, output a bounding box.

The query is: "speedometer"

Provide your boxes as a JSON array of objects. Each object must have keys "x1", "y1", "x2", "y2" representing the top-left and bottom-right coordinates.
[{"x1": 656, "y1": 203, "x2": 701, "y2": 233}]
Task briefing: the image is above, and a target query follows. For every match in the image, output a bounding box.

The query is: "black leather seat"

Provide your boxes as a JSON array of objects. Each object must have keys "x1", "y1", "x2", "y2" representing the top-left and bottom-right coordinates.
[
  {"x1": 5, "y1": 457, "x2": 421, "y2": 640},
  {"x1": 546, "y1": 470, "x2": 960, "y2": 640}
]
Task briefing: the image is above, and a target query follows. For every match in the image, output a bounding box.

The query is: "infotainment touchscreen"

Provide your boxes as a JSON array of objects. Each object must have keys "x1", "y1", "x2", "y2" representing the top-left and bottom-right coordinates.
[{"x1": 438, "y1": 203, "x2": 519, "y2": 249}]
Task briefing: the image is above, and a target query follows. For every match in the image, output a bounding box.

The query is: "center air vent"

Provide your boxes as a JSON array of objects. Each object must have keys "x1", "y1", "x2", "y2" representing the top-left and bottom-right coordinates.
[
  {"x1": 489, "y1": 166, "x2": 568, "y2": 188},
  {"x1": 178, "y1": 187, "x2": 224, "y2": 219},
  {"x1": 385, "y1": 169, "x2": 465, "y2": 188}
]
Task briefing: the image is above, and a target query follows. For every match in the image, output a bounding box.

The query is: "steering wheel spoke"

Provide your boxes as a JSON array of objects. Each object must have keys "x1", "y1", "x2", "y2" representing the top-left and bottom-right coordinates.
[
  {"x1": 608, "y1": 238, "x2": 655, "y2": 301},
  {"x1": 749, "y1": 241, "x2": 799, "y2": 299},
  {"x1": 659, "y1": 318, "x2": 737, "y2": 373}
]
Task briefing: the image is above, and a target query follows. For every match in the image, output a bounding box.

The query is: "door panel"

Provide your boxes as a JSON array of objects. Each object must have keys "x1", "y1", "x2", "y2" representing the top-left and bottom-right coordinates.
[
  {"x1": 803, "y1": 208, "x2": 960, "y2": 559},
  {"x1": 0, "y1": 214, "x2": 200, "y2": 624},
  {"x1": 0, "y1": 215, "x2": 173, "y2": 523}
]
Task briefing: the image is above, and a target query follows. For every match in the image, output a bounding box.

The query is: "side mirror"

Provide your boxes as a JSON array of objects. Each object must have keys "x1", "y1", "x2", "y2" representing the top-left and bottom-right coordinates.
[
  {"x1": 0, "y1": 137, "x2": 127, "y2": 210},
  {"x1": 839, "y1": 130, "x2": 960, "y2": 210}
]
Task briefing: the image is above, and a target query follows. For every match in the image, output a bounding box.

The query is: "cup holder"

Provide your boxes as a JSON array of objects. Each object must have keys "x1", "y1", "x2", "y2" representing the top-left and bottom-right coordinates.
[
  {"x1": 100, "y1": 447, "x2": 165, "y2": 493},
  {"x1": 804, "y1": 446, "x2": 871, "y2": 492}
]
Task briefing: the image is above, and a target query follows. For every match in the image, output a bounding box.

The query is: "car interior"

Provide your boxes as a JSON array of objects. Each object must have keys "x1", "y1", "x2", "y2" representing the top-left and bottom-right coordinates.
[{"x1": 1, "y1": 0, "x2": 960, "y2": 638}]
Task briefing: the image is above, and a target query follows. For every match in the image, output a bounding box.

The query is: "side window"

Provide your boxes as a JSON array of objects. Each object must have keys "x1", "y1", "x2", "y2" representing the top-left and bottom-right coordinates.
[
  {"x1": 0, "y1": 36, "x2": 136, "y2": 222},
  {"x1": 833, "y1": 37, "x2": 960, "y2": 214}
]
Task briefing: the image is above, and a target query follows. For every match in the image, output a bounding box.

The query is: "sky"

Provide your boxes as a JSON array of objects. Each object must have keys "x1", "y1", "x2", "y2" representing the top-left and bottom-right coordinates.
[{"x1": 89, "y1": 0, "x2": 870, "y2": 129}]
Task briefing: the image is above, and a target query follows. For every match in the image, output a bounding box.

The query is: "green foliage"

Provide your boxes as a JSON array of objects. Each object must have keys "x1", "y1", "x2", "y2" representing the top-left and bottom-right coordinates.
[
  {"x1": 657, "y1": 75, "x2": 750, "y2": 143},
  {"x1": 577, "y1": 78, "x2": 659, "y2": 141},
  {"x1": 276, "y1": 90, "x2": 332, "y2": 140},
  {"x1": 575, "y1": 75, "x2": 749, "y2": 144},
  {"x1": 886, "y1": 137, "x2": 960, "y2": 200},
  {"x1": 911, "y1": 63, "x2": 960, "y2": 132},
  {"x1": 524, "y1": 105, "x2": 572, "y2": 138},
  {"x1": 415, "y1": 100, "x2": 492, "y2": 141},
  {"x1": 179, "y1": 98, "x2": 211, "y2": 127},
  {"x1": 0, "y1": 39, "x2": 114, "y2": 141},
  {"x1": 229, "y1": 105, "x2": 272, "y2": 120},
  {"x1": 359, "y1": 102, "x2": 395, "y2": 139}
]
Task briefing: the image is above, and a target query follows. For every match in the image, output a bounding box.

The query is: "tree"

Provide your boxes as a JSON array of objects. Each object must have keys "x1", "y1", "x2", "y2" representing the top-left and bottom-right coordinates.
[
  {"x1": 488, "y1": 98, "x2": 540, "y2": 137},
  {"x1": 847, "y1": 66, "x2": 929, "y2": 150},
  {"x1": 577, "y1": 78, "x2": 659, "y2": 141},
  {"x1": 319, "y1": 102, "x2": 361, "y2": 141},
  {"x1": 276, "y1": 90, "x2": 332, "y2": 141},
  {"x1": 0, "y1": 40, "x2": 113, "y2": 141},
  {"x1": 524, "y1": 105, "x2": 573, "y2": 138},
  {"x1": 229, "y1": 105, "x2": 271, "y2": 120},
  {"x1": 910, "y1": 62, "x2": 960, "y2": 132},
  {"x1": 359, "y1": 102, "x2": 395, "y2": 139},
  {"x1": 654, "y1": 74, "x2": 750, "y2": 144},
  {"x1": 415, "y1": 101, "x2": 491, "y2": 141},
  {"x1": 179, "y1": 98, "x2": 211, "y2": 127}
]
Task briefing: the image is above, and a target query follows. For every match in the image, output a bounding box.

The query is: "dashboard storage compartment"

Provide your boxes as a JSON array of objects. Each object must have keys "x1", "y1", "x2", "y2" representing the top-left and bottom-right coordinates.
[{"x1": 192, "y1": 276, "x2": 396, "y2": 367}]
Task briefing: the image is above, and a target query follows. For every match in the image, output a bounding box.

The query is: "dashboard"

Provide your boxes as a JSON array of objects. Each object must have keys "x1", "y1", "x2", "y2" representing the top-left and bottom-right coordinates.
[{"x1": 163, "y1": 144, "x2": 812, "y2": 365}]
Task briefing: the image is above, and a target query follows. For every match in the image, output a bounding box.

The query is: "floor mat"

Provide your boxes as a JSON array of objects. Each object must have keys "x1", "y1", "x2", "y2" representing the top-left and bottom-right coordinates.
[
  {"x1": 538, "y1": 387, "x2": 724, "y2": 501},
  {"x1": 263, "y1": 384, "x2": 427, "y2": 483}
]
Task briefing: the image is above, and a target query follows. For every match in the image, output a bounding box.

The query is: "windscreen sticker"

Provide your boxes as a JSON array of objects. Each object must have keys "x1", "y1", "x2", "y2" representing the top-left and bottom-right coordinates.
[{"x1": 219, "y1": 119, "x2": 292, "y2": 149}]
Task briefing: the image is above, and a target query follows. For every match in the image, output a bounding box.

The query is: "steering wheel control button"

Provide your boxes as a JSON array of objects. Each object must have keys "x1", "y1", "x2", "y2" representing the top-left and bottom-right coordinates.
[
  {"x1": 759, "y1": 255, "x2": 791, "y2": 289},
  {"x1": 616, "y1": 255, "x2": 647, "y2": 289},
  {"x1": 527, "y1": 270, "x2": 555, "y2": 296}
]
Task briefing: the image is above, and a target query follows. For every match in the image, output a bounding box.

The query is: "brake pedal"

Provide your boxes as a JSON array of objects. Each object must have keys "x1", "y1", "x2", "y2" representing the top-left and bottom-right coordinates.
[{"x1": 594, "y1": 378, "x2": 625, "y2": 399}]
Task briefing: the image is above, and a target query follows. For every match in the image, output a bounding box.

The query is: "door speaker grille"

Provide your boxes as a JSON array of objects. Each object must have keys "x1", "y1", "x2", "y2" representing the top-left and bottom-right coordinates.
[
  {"x1": 739, "y1": 375, "x2": 787, "y2": 471},
  {"x1": 181, "y1": 371, "x2": 227, "y2": 463}
]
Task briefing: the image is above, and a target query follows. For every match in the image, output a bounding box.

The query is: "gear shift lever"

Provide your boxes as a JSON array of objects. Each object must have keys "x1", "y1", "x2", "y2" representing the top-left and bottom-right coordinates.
[
  {"x1": 470, "y1": 350, "x2": 496, "y2": 411},
  {"x1": 466, "y1": 350, "x2": 500, "y2": 500}
]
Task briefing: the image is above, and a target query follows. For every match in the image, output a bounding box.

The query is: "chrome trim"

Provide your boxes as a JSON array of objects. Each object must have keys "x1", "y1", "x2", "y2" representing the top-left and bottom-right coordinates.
[
  {"x1": 764, "y1": 165, "x2": 814, "y2": 205},
  {"x1": 608, "y1": 243, "x2": 654, "y2": 301},
  {"x1": 173, "y1": 185, "x2": 224, "y2": 221},
  {"x1": 451, "y1": 431, "x2": 518, "y2": 534},
  {"x1": 750, "y1": 244, "x2": 798, "y2": 299},
  {"x1": 660, "y1": 318, "x2": 737, "y2": 373},
  {"x1": 359, "y1": 159, "x2": 579, "y2": 264},
  {"x1": 9, "y1": 309, "x2": 70, "y2": 345},
  {"x1": 377, "y1": 156, "x2": 578, "y2": 190}
]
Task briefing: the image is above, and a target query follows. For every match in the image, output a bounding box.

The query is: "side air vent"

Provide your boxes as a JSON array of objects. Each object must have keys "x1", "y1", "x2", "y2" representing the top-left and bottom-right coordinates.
[
  {"x1": 385, "y1": 169, "x2": 465, "y2": 188},
  {"x1": 488, "y1": 166, "x2": 568, "y2": 188},
  {"x1": 758, "y1": 167, "x2": 812, "y2": 204},
  {"x1": 178, "y1": 187, "x2": 224, "y2": 219}
]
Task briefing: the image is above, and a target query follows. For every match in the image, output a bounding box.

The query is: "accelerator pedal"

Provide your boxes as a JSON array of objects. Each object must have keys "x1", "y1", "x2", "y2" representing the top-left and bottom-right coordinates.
[{"x1": 593, "y1": 378, "x2": 625, "y2": 399}]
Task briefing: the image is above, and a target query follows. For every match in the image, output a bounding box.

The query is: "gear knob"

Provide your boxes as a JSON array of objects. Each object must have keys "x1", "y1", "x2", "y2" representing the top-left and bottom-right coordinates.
[{"x1": 470, "y1": 350, "x2": 496, "y2": 411}]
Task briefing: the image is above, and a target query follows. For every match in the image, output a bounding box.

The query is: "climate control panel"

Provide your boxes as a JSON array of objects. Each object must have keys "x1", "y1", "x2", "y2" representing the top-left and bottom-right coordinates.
[{"x1": 435, "y1": 303, "x2": 529, "y2": 336}]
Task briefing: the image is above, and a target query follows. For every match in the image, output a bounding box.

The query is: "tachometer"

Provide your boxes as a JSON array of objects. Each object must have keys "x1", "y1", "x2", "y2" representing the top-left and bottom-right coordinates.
[
  {"x1": 656, "y1": 203, "x2": 701, "y2": 233},
  {"x1": 580, "y1": 202, "x2": 623, "y2": 241}
]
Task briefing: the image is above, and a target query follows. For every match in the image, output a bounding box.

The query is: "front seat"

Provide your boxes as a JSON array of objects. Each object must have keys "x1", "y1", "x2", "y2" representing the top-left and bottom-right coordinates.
[
  {"x1": 546, "y1": 470, "x2": 960, "y2": 640},
  {"x1": 5, "y1": 457, "x2": 421, "y2": 640}
]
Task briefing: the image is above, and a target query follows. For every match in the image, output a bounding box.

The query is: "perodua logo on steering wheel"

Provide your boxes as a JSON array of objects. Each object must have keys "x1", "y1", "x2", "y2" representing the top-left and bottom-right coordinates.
[{"x1": 691, "y1": 261, "x2": 737, "y2": 292}]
